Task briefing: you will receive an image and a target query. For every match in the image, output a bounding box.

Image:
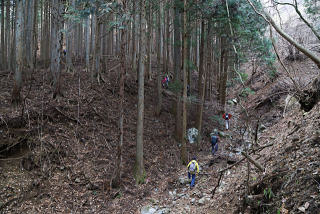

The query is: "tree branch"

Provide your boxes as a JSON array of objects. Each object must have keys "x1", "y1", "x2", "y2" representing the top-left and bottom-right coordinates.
[
  {"x1": 246, "y1": 0, "x2": 320, "y2": 69},
  {"x1": 269, "y1": 27, "x2": 301, "y2": 92},
  {"x1": 241, "y1": 151, "x2": 265, "y2": 172},
  {"x1": 272, "y1": 0, "x2": 320, "y2": 41}
]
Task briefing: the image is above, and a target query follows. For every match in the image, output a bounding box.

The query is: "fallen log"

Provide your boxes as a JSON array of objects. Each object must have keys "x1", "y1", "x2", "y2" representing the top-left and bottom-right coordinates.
[{"x1": 241, "y1": 151, "x2": 265, "y2": 172}]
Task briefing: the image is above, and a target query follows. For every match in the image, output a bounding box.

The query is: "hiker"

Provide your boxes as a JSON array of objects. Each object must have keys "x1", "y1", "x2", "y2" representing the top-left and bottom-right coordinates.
[
  {"x1": 211, "y1": 134, "x2": 219, "y2": 155},
  {"x1": 222, "y1": 112, "x2": 232, "y2": 130},
  {"x1": 187, "y1": 85, "x2": 190, "y2": 96},
  {"x1": 162, "y1": 75, "x2": 169, "y2": 89},
  {"x1": 187, "y1": 157, "x2": 199, "y2": 188}
]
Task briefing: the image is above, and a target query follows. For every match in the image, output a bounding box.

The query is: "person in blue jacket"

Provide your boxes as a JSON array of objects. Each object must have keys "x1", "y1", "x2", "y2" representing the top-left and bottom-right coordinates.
[{"x1": 211, "y1": 134, "x2": 219, "y2": 155}]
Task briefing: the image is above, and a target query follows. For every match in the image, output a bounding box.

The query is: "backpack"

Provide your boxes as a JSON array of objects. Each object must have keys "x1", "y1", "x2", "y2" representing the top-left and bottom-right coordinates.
[
  {"x1": 189, "y1": 161, "x2": 197, "y2": 174},
  {"x1": 211, "y1": 136, "x2": 218, "y2": 145}
]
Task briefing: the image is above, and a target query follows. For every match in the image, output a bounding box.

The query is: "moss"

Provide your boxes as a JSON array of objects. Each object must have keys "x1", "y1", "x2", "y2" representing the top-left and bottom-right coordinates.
[{"x1": 134, "y1": 163, "x2": 146, "y2": 184}]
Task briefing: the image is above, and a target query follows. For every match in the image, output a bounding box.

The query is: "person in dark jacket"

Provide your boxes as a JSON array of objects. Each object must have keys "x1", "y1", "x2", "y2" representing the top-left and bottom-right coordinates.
[{"x1": 211, "y1": 135, "x2": 219, "y2": 155}]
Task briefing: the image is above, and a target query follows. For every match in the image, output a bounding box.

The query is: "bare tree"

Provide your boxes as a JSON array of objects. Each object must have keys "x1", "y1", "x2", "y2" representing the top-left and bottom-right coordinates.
[
  {"x1": 50, "y1": 0, "x2": 63, "y2": 98},
  {"x1": 181, "y1": 0, "x2": 188, "y2": 165},
  {"x1": 135, "y1": 0, "x2": 146, "y2": 184},
  {"x1": 11, "y1": 0, "x2": 24, "y2": 104}
]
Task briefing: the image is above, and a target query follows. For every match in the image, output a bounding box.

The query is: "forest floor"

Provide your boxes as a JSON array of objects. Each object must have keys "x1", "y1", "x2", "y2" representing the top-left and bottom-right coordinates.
[{"x1": 0, "y1": 56, "x2": 320, "y2": 213}]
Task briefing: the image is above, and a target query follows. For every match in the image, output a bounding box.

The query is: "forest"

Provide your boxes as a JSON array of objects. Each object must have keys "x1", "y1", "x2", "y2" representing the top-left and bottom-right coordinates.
[{"x1": 0, "y1": 0, "x2": 320, "y2": 213}]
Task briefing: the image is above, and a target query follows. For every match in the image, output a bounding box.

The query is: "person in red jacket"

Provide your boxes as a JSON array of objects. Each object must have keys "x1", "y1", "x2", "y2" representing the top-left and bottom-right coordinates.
[{"x1": 222, "y1": 113, "x2": 232, "y2": 130}]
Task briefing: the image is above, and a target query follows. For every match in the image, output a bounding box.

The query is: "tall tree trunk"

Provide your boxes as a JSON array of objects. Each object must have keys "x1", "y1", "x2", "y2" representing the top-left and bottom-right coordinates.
[
  {"x1": 173, "y1": 0, "x2": 181, "y2": 79},
  {"x1": 12, "y1": 0, "x2": 24, "y2": 104},
  {"x1": 91, "y1": 5, "x2": 102, "y2": 82},
  {"x1": 66, "y1": 16, "x2": 74, "y2": 72},
  {"x1": 50, "y1": 0, "x2": 63, "y2": 98},
  {"x1": 145, "y1": 0, "x2": 151, "y2": 80},
  {"x1": 5, "y1": 0, "x2": 10, "y2": 69},
  {"x1": 41, "y1": 0, "x2": 50, "y2": 67},
  {"x1": 181, "y1": 0, "x2": 188, "y2": 165},
  {"x1": 196, "y1": 21, "x2": 207, "y2": 142},
  {"x1": 135, "y1": 0, "x2": 146, "y2": 184},
  {"x1": 33, "y1": 0, "x2": 38, "y2": 69},
  {"x1": 174, "y1": 0, "x2": 182, "y2": 141},
  {"x1": 132, "y1": 0, "x2": 137, "y2": 79},
  {"x1": 85, "y1": 15, "x2": 90, "y2": 71},
  {"x1": 65, "y1": 0, "x2": 75, "y2": 72},
  {"x1": 155, "y1": 0, "x2": 162, "y2": 116},
  {"x1": 112, "y1": 0, "x2": 127, "y2": 189},
  {"x1": 25, "y1": 0, "x2": 35, "y2": 70},
  {"x1": 166, "y1": 0, "x2": 170, "y2": 71},
  {"x1": 10, "y1": 3, "x2": 16, "y2": 71},
  {"x1": 1, "y1": 0, "x2": 5, "y2": 70},
  {"x1": 163, "y1": 0, "x2": 168, "y2": 75},
  {"x1": 219, "y1": 36, "x2": 228, "y2": 108}
]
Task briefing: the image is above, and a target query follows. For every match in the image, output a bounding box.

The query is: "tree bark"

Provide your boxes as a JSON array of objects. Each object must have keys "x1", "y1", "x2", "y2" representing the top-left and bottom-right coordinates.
[
  {"x1": 91, "y1": 4, "x2": 102, "y2": 82},
  {"x1": 174, "y1": 0, "x2": 182, "y2": 141},
  {"x1": 66, "y1": 2, "x2": 75, "y2": 73},
  {"x1": 132, "y1": 0, "x2": 137, "y2": 79},
  {"x1": 163, "y1": 0, "x2": 168, "y2": 75},
  {"x1": 180, "y1": 0, "x2": 188, "y2": 165},
  {"x1": 145, "y1": 0, "x2": 151, "y2": 80},
  {"x1": 41, "y1": 0, "x2": 50, "y2": 67},
  {"x1": 5, "y1": 0, "x2": 10, "y2": 69},
  {"x1": 12, "y1": 0, "x2": 24, "y2": 104},
  {"x1": 33, "y1": 0, "x2": 38, "y2": 69},
  {"x1": 1, "y1": 0, "x2": 5, "y2": 70},
  {"x1": 85, "y1": 15, "x2": 90, "y2": 71},
  {"x1": 166, "y1": 1, "x2": 170, "y2": 70},
  {"x1": 135, "y1": 0, "x2": 146, "y2": 184},
  {"x1": 25, "y1": 0, "x2": 35, "y2": 70},
  {"x1": 219, "y1": 39, "x2": 228, "y2": 108},
  {"x1": 173, "y1": 0, "x2": 181, "y2": 79},
  {"x1": 50, "y1": 0, "x2": 63, "y2": 98},
  {"x1": 155, "y1": 0, "x2": 162, "y2": 116},
  {"x1": 196, "y1": 20, "x2": 206, "y2": 140},
  {"x1": 112, "y1": 0, "x2": 127, "y2": 189}
]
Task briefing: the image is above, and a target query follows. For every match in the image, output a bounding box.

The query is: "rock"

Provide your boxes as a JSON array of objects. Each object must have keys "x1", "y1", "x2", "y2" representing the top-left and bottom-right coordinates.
[
  {"x1": 185, "y1": 206, "x2": 190, "y2": 212},
  {"x1": 227, "y1": 100, "x2": 234, "y2": 105},
  {"x1": 232, "y1": 98, "x2": 238, "y2": 104},
  {"x1": 198, "y1": 197, "x2": 206, "y2": 205},
  {"x1": 75, "y1": 178, "x2": 81, "y2": 183},
  {"x1": 298, "y1": 206, "x2": 305, "y2": 213},
  {"x1": 155, "y1": 208, "x2": 170, "y2": 214},
  {"x1": 218, "y1": 131, "x2": 226, "y2": 138},
  {"x1": 187, "y1": 128, "x2": 199, "y2": 144},
  {"x1": 179, "y1": 176, "x2": 190, "y2": 185},
  {"x1": 177, "y1": 193, "x2": 186, "y2": 198},
  {"x1": 191, "y1": 198, "x2": 196, "y2": 204},
  {"x1": 259, "y1": 124, "x2": 267, "y2": 131},
  {"x1": 192, "y1": 191, "x2": 203, "y2": 198},
  {"x1": 150, "y1": 198, "x2": 159, "y2": 204},
  {"x1": 141, "y1": 205, "x2": 158, "y2": 214},
  {"x1": 284, "y1": 95, "x2": 300, "y2": 113}
]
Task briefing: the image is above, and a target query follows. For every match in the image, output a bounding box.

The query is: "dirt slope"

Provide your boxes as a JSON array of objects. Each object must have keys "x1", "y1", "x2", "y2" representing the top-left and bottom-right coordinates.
[{"x1": 1, "y1": 56, "x2": 320, "y2": 214}]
